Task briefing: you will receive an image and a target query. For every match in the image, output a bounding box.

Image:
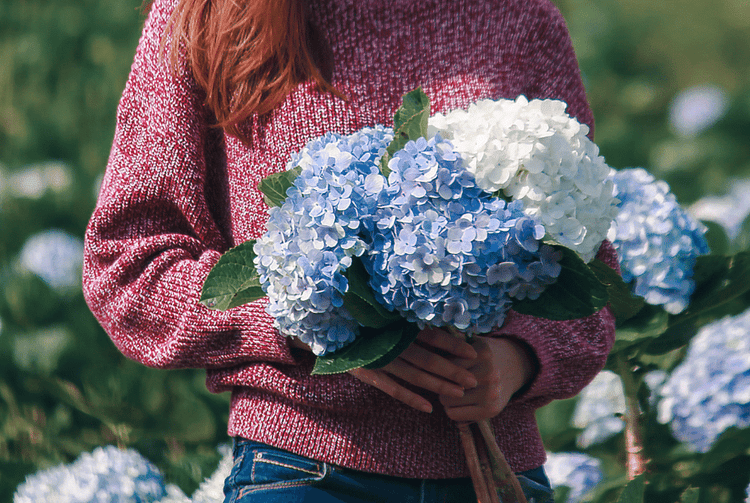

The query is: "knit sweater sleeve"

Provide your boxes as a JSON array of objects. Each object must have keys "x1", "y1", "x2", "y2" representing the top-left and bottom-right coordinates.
[{"x1": 82, "y1": 0, "x2": 297, "y2": 369}]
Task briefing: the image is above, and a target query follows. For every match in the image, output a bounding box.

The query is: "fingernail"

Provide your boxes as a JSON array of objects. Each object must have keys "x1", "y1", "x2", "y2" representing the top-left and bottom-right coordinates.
[
  {"x1": 421, "y1": 403, "x2": 433, "y2": 413},
  {"x1": 464, "y1": 377, "x2": 478, "y2": 389}
]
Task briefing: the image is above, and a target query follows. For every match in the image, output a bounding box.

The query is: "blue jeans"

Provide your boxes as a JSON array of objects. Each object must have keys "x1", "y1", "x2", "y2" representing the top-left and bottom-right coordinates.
[{"x1": 223, "y1": 438, "x2": 554, "y2": 503}]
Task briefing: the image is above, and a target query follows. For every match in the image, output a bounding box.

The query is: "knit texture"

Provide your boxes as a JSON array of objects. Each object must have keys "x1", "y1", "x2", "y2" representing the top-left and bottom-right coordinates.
[{"x1": 83, "y1": 0, "x2": 616, "y2": 478}]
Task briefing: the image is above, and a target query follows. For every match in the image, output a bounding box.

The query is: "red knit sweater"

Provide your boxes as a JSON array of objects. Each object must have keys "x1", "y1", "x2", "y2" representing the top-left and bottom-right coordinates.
[{"x1": 83, "y1": 0, "x2": 617, "y2": 478}]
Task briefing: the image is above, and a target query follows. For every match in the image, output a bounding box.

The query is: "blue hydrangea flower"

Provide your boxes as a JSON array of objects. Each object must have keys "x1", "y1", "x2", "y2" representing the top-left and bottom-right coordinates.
[
  {"x1": 544, "y1": 452, "x2": 603, "y2": 503},
  {"x1": 14, "y1": 445, "x2": 166, "y2": 503},
  {"x1": 254, "y1": 127, "x2": 393, "y2": 355},
  {"x1": 656, "y1": 308, "x2": 750, "y2": 453},
  {"x1": 362, "y1": 135, "x2": 561, "y2": 334},
  {"x1": 608, "y1": 168, "x2": 710, "y2": 314}
]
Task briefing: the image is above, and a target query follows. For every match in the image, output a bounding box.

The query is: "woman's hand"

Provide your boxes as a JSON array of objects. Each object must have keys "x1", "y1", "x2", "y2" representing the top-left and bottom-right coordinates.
[
  {"x1": 347, "y1": 327, "x2": 479, "y2": 413},
  {"x1": 438, "y1": 336, "x2": 536, "y2": 422}
]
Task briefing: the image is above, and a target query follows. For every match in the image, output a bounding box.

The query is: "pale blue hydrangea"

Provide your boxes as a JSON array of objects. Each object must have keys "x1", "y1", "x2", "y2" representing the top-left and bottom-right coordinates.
[
  {"x1": 254, "y1": 127, "x2": 393, "y2": 355},
  {"x1": 363, "y1": 136, "x2": 561, "y2": 334},
  {"x1": 14, "y1": 445, "x2": 166, "y2": 503},
  {"x1": 656, "y1": 308, "x2": 750, "y2": 453},
  {"x1": 544, "y1": 452, "x2": 603, "y2": 503},
  {"x1": 19, "y1": 228, "x2": 84, "y2": 292},
  {"x1": 607, "y1": 168, "x2": 710, "y2": 314},
  {"x1": 572, "y1": 370, "x2": 626, "y2": 449},
  {"x1": 669, "y1": 85, "x2": 728, "y2": 138}
]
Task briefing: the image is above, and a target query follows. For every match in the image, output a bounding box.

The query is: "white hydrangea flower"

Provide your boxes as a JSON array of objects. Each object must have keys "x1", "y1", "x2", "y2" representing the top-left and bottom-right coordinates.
[
  {"x1": 428, "y1": 96, "x2": 617, "y2": 262},
  {"x1": 690, "y1": 178, "x2": 750, "y2": 240},
  {"x1": 572, "y1": 370, "x2": 626, "y2": 448},
  {"x1": 8, "y1": 161, "x2": 73, "y2": 199},
  {"x1": 189, "y1": 444, "x2": 232, "y2": 503}
]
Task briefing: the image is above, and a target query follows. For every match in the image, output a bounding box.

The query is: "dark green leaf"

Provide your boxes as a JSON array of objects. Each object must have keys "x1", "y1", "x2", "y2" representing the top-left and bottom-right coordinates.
[
  {"x1": 701, "y1": 220, "x2": 729, "y2": 256},
  {"x1": 363, "y1": 321, "x2": 420, "y2": 369},
  {"x1": 200, "y1": 240, "x2": 265, "y2": 311},
  {"x1": 380, "y1": 87, "x2": 431, "y2": 175},
  {"x1": 257, "y1": 166, "x2": 302, "y2": 207},
  {"x1": 645, "y1": 251, "x2": 750, "y2": 354},
  {"x1": 553, "y1": 486, "x2": 571, "y2": 503},
  {"x1": 343, "y1": 257, "x2": 401, "y2": 328},
  {"x1": 699, "y1": 426, "x2": 750, "y2": 472},
  {"x1": 615, "y1": 474, "x2": 645, "y2": 503},
  {"x1": 678, "y1": 487, "x2": 700, "y2": 503},
  {"x1": 589, "y1": 259, "x2": 645, "y2": 322},
  {"x1": 311, "y1": 324, "x2": 408, "y2": 375},
  {"x1": 732, "y1": 212, "x2": 750, "y2": 253},
  {"x1": 512, "y1": 247, "x2": 609, "y2": 320},
  {"x1": 610, "y1": 305, "x2": 670, "y2": 354}
]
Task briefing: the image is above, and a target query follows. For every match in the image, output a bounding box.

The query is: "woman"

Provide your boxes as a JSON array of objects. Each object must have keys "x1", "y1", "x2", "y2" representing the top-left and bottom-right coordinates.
[{"x1": 83, "y1": 0, "x2": 617, "y2": 500}]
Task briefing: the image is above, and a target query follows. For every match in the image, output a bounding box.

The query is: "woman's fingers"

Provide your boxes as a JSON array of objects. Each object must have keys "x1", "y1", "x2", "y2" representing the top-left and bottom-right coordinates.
[
  {"x1": 348, "y1": 367, "x2": 433, "y2": 413},
  {"x1": 383, "y1": 356, "x2": 467, "y2": 398},
  {"x1": 398, "y1": 343, "x2": 478, "y2": 390},
  {"x1": 417, "y1": 327, "x2": 478, "y2": 360}
]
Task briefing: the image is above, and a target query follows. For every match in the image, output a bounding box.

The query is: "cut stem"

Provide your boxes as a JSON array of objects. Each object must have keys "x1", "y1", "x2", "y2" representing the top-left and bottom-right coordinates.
[
  {"x1": 476, "y1": 420, "x2": 528, "y2": 503},
  {"x1": 459, "y1": 422, "x2": 494, "y2": 503}
]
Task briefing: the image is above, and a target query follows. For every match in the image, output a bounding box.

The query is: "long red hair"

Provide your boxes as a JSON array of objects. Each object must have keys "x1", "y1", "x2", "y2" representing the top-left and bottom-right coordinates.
[{"x1": 143, "y1": 0, "x2": 339, "y2": 142}]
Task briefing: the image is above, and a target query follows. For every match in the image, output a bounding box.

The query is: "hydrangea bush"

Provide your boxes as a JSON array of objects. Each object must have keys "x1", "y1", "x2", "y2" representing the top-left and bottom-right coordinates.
[
  {"x1": 607, "y1": 167, "x2": 710, "y2": 314},
  {"x1": 544, "y1": 452, "x2": 603, "y2": 503},
  {"x1": 14, "y1": 446, "x2": 167, "y2": 503},
  {"x1": 428, "y1": 96, "x2": 618, "y2": 262},
  {"x1": 656, "y1": 307, "x2": 750, "y2": 452}
]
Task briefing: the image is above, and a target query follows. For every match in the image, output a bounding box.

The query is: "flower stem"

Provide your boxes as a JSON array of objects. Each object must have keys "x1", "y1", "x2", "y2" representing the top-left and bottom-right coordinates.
[{"x1": 616, "y1": 354, "x2": 649, "y2": 479}]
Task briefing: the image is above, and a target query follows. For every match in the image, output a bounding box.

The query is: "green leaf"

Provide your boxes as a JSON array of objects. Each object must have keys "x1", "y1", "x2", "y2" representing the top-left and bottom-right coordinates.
[
  {"x1": 512, "y1": 246, "x2": 609, "y2": 320},
  {"x1": 615, "y1": 475, "x2": 645, "y2": 503},
  {"x1": 200, "y1": 240, "x2": 265, "y2": 311},
  {"x1": 257, "y1": 166, "x2": 302, "y2": 207},
  {"x1": 311, "y1": 323, "x2": 409, "y2": 375},
  {"x1": 343, "y1": 257, "x2": 401, "y2": 328},
  {"x1": 610, "y1": 304, "x2": 670, "y2": 355},
  {"x1": 644, "y1": 251, "x2": 750, "y2": 354},
  {"x1": 701, "y1": 220, "x2": 729, "y2": 256},
  {"x1": 732, "y1": 212, "x2": 750, "y2": 253},
  {"x1": 363, "y1": 321, "x2": 420, "y2": 369},
  {"x1": 589, "y1": 259, "x2": 645, "y2": 322},
  {"x1": 678, "y1": 487, "x2": 700, "y2": 503},
  {"x1": 699, "y1": 426, "x2": 750, "y2": 472},
  {"x1": 380, "y1": 87, "x2": 431, "y2": 175}
]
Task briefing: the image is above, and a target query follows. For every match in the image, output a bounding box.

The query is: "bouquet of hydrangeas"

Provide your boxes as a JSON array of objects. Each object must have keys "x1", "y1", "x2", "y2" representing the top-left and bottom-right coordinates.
[{"x1": 201, "y1": 88, "x2": 629, "y2": 503}]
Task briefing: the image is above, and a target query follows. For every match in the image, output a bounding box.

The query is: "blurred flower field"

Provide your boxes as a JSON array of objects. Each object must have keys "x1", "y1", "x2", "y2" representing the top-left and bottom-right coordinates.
[{"x1": 1, "y1": 0, "x2": 750, "y2": 501}]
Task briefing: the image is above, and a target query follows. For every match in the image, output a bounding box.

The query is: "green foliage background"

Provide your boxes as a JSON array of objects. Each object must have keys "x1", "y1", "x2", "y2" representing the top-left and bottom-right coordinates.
[{"x1": 0, "y1": 0, "x2": 749, "y2": 501}]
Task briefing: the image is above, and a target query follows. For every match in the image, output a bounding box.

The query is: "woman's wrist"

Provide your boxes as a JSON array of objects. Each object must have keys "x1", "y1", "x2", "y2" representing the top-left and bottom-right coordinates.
[{"x1": 484, "y1": 336, "x2": 537, "y2": 397}]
